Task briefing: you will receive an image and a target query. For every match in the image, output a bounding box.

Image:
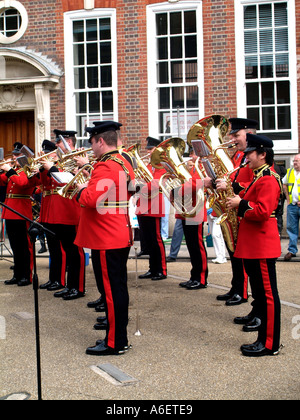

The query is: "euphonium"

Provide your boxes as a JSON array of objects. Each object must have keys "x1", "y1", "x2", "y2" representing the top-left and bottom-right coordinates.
[
  {"x1": 187, "y1": 115, "x2": 238, "y2": 251},
  {"x1": 58, "y1": 148, "x2": 95, "y2": 172},
  {"x1": 126, "y1": 143, "x2": 153, "y2": 183},
  {"x1": 57, "y1": 164, "x2": 94, "y2": 199},
  {"x1": 150, "y1": 137, "x2": 204, "y2": 218}
]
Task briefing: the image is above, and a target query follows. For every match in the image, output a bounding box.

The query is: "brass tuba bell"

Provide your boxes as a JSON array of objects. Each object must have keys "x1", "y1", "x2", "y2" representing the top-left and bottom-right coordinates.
[{"x1": 151, "y1": 137, "x2": 204, "y2": 218}]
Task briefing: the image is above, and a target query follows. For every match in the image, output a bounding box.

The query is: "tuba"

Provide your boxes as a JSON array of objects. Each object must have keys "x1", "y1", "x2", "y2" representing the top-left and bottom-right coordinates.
[
  {"x1": 57, "y1": 164, "x2": 94, "y2": 199},
  {"x1": 187, "y1": 115, "x2": 238, "y2": 252},
  {"x1": 151, "y1": 137, "x2": 204, "y2": 218},
  {"x1": 126, "y1": 143, "x2": 153, "y2": 183}
]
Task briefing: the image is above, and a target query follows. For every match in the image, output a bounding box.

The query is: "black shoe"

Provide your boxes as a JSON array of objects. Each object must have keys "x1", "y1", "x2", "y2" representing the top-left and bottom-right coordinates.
[
  {"x1": 243, "y1": 317, "x2": 261, "y2": 332},
  {"x1": 95, "y1": 339, "x2": 131, "y2": 351},
  {"x1": 225, "y1": 294, "x2": 247, "y2": 306},
  {"x1": 18, "y1": 278, "x2": 30, "y2": 286},
  {"x1": 186, "y1": 280, "x2": 207, "y2": 290},
  {"x1": 54, "y1": 287, "x2": 69, "y2": 298},
  {"x1": 96, "y1": 316, "x2": 107, "y2": 323},
  {"x1": 47, "y1": 281, "x2": 64, "y2": 291},
  {"x1": 40, "y1": 280, "x2": 52, "y2": 289},
  {"x1": 95, "y1": 303, "x2": 106, "y2": 312},
  {"x1": 94, "y1": 319, "x2": 108, "y2": 330},
  {"x1": 241, "y1": 341, "x2": 279, "y2": 357},
  {"x1": 87, "y1": 296, "x2": 103, "y2": 308},
  {"x1": 63, "y1": 289, "x2": 85, "y2": 300},
  {"x1": 151, "y1": 273, "x2": 167, "y2": 281},
  {"x1": 38, "y1": 245, "x2": 47, "y2": 254},
  {"x1": 86, "y1": 341, "x2": 127, "y2": 356},
  {"x1": 179, "y1": 279, "x2": 192, "y2": 288},
  {"x1": 234, "y1": 313, "x2": 254, "y2": 325},
  {"x1": 216, "y1": 291, "x2": 233, "y2": 301},
  {"x1": 137, "y1": 251, "x2": 148, "y2": 257},
  {"x1": 4, "y1": 277, "x2": 18, "y2": 285},
  {"x1": 166, "y1": 256, "x2": 176, "y2": 262},
  {"x1": 139, "y1": 271, "x2": 153, "y2": 279}
]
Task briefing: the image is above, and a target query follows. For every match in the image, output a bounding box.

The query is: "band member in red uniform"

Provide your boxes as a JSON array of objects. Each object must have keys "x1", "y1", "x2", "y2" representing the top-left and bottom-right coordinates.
[
  {"x1": 36, "y1": 140, "x2": 67, "y2": 291},
  {"x1": 216, "y1": 118, "x2": 258, "y2": 308},
  {"x1": 0, "y1": 142, "x2": 39, "y2": 286},
  {"x1": 226, "y1": 134, "x2": 282, "y2": 357},
  {"x1": 40, "y1": 130, "x2": 86, "y2": 300},
  {"x1": 137, "y1": 137, "x2": 167, "y2": 281},
  {"x1": 75, "y1": 121, "x2": 135, "y2": 356},
  {"x1": 178, "y1": 150, "x2": 208, "y2": 289}
]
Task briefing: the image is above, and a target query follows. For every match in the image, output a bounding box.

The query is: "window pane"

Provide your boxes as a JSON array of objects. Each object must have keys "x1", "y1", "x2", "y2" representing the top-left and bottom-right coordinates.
[
  {"x1": 184, "y1": 11, "x2": 196, "y2": 33},
  {"x1": 158, "y1": 38, "x2": 168, "y2": 60},
  {"x1": 276, "y1": 54, "x2": 289, "y2": 77},
  {"x1": 245, "y1": 56, "x2": 258, "y2": 79},
  {"x1": 76, "y1": 92, "x2": 87, "y2": 113},
  {"x1": 87, "y1": 43, "x2": 98, "y2": 64},
  {"x1": 171, "y1": 61, "x2": 183, "y2": 83},
  {"x1": 74, "y1": 44, "x2": 84, "y2": 66},
  {"x1": 244, "y1": 6, "x2": 256, "y2": 29},
  {"x1": 262, "y1": 107, "x2": 275, "y2": 130},
  {"x1": 74, "y1": 67, "x2": 85, "y2": 89},
  {"x1": 100, "y1": 42, "x2": 111, "y2": 63},
  {"x1": 73, "y1": 21, "x2": 84, "y2": 42},
  {"x1": 159, "y1": 87, "x2": 170, "y2": 109},
  {"x1": 244, "y1": 31, "x2": 257, "y2": 54},
  {"x1": 89, "y1": 92, "x2": 100, "y2": 113},
  {"x1": 274, "y1": 3, "x2": 288, "y2": 26},
  {"x1": 260, "y1": 54, "x2": 273, "y2": 78},
  {"x1": 277, "y1": 81, "x2": 290, "y2": 104},
  {"x1": 259, "y1": 4, "x2": 272, "y2": 28},
  {"x1": 261, "y1": 82, "x2": 274, "y2": 104},
  {"x1": 185, "y1": 60, "x2": 197, "y2": 82},
  {"x1": 87, "y1": 67, "x2": 98, "y2": 88},
  {"x1": 170, "y1": 12, "x2": 182, "y2": 34},
  {"x1": 156, "y1": 13, "x2": 167, "y2": 36},
  {"x1": 247, "y1": 108, "x2": 260, "y2": 129},
  {"x1": 99, "y1": 18, "x2": 111, "y2": 40},
  {"x1": 86, "y1": 19, "x2": 97, "y2": 41},
  {"x1": 185, "y1": 35, "x2": 197, "y2": 58},
  {"x1": 275, "y1": 28, "x2": 288, "y2": 51},
  {"x1": 102, "y1": 91, "x2": 113, "y2": 112},
  {"x1": 187, "y1": 86, "x2": 198, "y2": 108},
  {"x1": 246, "y1": 83, "x2": 259, "y2": 105},
  {"x1": 158, "y1": 62, "x2": 169, "y2": 84},
  {"x1": 277, "y1": 106, "x2": 291, "y2": 129},
  {"x1": 172, "y1": 87, "x2": 184, "y2": 108},
  {"x1": 260, "y1": 30, "x2": 273, "y2": 53},
  {"x1": 101, "y1": 66, "x2": 112, "y2": 87},
  {"x1": 171, "y1": 37, "x2": 182, "y2": 59}
]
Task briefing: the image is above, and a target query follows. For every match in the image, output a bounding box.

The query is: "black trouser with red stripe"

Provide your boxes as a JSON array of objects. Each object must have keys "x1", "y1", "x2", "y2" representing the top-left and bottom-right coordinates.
[
  {"x1": 48, "y1": 224, "x2": 85, "y2": 293},
  {"x1": 182, "y1": 220, "x2": 208, "y2": 286},
  {"x1": 243, "y1": 258, "x2": 281, "y2": 352},
  {"x1": 138, "y1": 216, "x2": 167, "y2": 276},
  {"x1": 6, "y1": 219, "x2": 33, "y2": 282},
  {"x1": 227, "y1": 248, "x2": 248, "y2": 300},
  {"x1": 91, "y1": 247, "x2": 130, "y2": 350},
  {"x1": 43, "y1": 222, "x2": 67, "y2": 286}
]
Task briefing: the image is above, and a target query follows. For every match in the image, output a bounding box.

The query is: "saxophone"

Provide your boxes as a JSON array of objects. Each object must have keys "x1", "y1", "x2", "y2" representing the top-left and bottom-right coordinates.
[{"x1": 187, "y1": 115, "x2": 240, "y2": 252}]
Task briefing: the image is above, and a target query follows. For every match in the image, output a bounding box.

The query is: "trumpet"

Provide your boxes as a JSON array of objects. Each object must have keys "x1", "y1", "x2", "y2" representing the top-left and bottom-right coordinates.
[
  {"x1": 57, "y1": 164, "x2": 94, "y2": 199},
  {"x1": 0, "y1": 158, "x2": 15, "y2": 173},
  {"x1": 18, "y1": 150, "x2": 58, "y2": 178}
]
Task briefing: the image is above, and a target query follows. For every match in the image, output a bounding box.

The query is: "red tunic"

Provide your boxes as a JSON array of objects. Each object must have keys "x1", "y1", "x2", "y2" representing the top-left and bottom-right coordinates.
[
  {"x1": 75, "y1": 151, "x2": 135, "y2": 250},
  {"x1": 234, "y1": 166, "x2": 281, "y2": 259},
  {"x1": 0, "y1": 169, "x2": 39, "y2": 220}
]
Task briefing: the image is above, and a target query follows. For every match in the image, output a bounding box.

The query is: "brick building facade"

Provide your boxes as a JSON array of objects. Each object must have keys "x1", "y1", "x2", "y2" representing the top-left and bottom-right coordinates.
[{"x1": 0, "y1": 0, "x2": 299, "y2": 167}]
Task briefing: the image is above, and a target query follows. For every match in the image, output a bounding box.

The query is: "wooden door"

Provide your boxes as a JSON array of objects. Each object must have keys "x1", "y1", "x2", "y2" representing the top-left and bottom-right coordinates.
[{"x1": 0, "y1": 111, "x2": 35, "y2": 157}]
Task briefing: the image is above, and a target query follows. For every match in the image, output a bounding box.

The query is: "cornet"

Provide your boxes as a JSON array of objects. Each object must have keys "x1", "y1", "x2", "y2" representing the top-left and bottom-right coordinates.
[
  {"x1": 57, "y1": 148, "x2": 95, "y2": 173},
  {"x1": 57, "y1": 164, "x2": 94, "y2": 199}
]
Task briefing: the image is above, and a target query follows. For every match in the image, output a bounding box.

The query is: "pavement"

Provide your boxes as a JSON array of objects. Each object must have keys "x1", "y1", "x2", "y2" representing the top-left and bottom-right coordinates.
[{"x1": 0, "y1": 235, "x2": 300, "y2": 401}]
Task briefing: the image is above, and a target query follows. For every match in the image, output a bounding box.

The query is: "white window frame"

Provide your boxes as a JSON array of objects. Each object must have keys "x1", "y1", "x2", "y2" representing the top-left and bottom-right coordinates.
[
  {"x1": 64, "y1": 9, "x2": 118, "y2": 139},
  {"x1": 147, "y1": 1, "x2": 204, "y2": 141},
  {"x1": 235, "y1": 0, "x2": 298, "y2": 154},
  {"x1": 0, "y1": 0, "x2": 28, "y2": 44}
]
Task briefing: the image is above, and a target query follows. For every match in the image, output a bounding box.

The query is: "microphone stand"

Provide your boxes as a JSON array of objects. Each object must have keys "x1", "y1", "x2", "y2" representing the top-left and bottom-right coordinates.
[{"x1": 0, "y1": 201, "x2": 55, "y2": 401}]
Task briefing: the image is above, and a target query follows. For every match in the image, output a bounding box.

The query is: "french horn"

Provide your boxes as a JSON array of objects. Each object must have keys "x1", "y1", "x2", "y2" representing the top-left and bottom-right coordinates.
[{"x1": 151, "y1": 137, "x2": 204, "y2": 218}]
